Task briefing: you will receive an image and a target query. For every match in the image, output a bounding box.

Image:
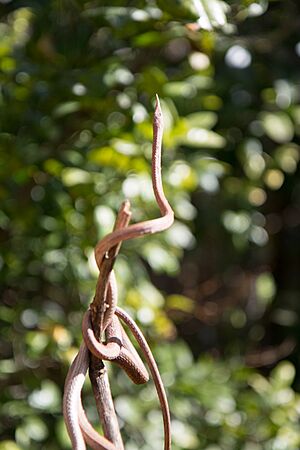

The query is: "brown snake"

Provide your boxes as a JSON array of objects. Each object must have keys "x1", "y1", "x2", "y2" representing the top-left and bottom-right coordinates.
[{"x1": 63, "y1": 96, "x2": 174, "y2": 449}]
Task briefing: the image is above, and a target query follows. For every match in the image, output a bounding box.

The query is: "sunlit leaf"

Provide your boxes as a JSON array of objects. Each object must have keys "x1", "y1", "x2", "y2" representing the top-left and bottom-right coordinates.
[
  {"x1": 61, "y1": 168, "x2": 92, "y2": 186},
  {"x1": 193, "y1": 0, "x2": 228, "y2": 30},
  {"x1": 53, "y1": 101, "x2": 80, "y2": 118},
  {"x1": 0, "y1": 442, "x2": 22, "y2": 450},
  {"x1": 166, "y1": 294, "x2": 194, "y2": 313},
  {"x1": 164, "y1": 81, "x2": 197, "y2": 98},
  {"x1": 28, "y1": 381, "x2": 60, "y2": 412},
  {"x1": 142, "y1": 243, "x2": 179, "y2": 274},
  {"x1": 185, "y1": 111, "x2": 218, "y2": 129},
  {"x1": 182, "y1": 128, "x2": 226, "y2": 148},
  {"x1": 261, "y1": 112, "x2": 294, "y2": 143},
  {"x1": 271, "y1": 361, "x2": 296, "y2": 387},
  {"x1": 255, "y1": 273, "x2": 276, "y2": 306}
]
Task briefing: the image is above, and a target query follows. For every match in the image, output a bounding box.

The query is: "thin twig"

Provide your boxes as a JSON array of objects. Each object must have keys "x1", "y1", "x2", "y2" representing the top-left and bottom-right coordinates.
[
  {"x1": 89, "y1": 357, "x2": 124, "y2": 449},
  {"x1": 89, "y1": 201, "x2": 131, "y2": 449}
]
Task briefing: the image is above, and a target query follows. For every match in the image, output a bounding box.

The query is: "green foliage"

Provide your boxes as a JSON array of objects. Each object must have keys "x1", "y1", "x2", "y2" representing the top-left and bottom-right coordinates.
[
  {"x1": 107, "y1": 344, "x2": 300, "y2": 450},
  {"x1": 0, "y1": 0, "x2": 299, "y2": 448}
]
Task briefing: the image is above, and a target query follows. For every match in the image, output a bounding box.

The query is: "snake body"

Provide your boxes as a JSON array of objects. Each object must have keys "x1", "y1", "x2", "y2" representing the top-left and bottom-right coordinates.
[
  {"x1": 94, "y1": 96, "x2": 174, "y2": 271},
  {"x1": 63, "y1": 304, "x2": 171, "y2": 449},
  {"x1": 63, "y1": 96, "x2": 173, "y2": 449}
]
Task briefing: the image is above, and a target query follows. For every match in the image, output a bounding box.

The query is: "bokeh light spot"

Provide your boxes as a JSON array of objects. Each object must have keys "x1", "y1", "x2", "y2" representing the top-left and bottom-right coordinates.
[
  {"x1": 248, "y1": 187, "x2": 266, "y2": 206},
  {"x1": 189, "y1": 52, "x2": 210, "y2": 70},
  {"x1": 72, "y1": 83, "x2": 86, "y2": 96},
  {"x1": 225, "y1": 45, "x2": 252, "y2": 69},
  {"x1": 264, "y1": 169, "x2": 284, "y2": 190}
]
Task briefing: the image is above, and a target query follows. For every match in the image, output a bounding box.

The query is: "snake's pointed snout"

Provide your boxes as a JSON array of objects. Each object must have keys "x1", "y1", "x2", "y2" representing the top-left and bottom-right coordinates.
[
  {"x1": 154, "y1": 94, "x2": 163, "y2": 120},
  {"x1": 155, "y1": 93, "x2": 160, "y2": 109}
]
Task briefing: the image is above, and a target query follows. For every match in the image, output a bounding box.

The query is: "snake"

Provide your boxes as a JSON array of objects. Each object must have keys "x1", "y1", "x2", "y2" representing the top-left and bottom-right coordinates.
[{"x1": 63, "y1": 95, "x2": 174, "y2": 449}]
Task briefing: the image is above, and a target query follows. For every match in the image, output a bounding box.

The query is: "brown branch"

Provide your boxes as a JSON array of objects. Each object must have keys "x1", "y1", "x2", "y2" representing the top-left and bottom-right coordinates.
[
  {"x1": 91, "y1": 199, "x2": 132, "y2": 339},
  {"x1": 89, "y1": 358, "x2": 124, "y2": 449},
  {"x1": 89, "y1": 200, "x2": 131, "y2": 449}
]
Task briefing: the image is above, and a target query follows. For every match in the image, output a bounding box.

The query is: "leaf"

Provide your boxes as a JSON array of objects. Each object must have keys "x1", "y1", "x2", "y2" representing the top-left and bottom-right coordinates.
[
  {"x1": 53, "y1": 101, "x2": 80, "y2": 118},
  {"x1": 185, "y1": 111, "x2": 218, "y2": 129},
  {"x1": 89, "y1": 147, "x2": 148, "y2": 173},
  {"x1": 22, "y1": 416, "x2": 48, "y2": 442},
  {"x1": 182, "y1": 128, "x2": 226, "y2": 148},
  {"x1": 166, "y1": 294, "x2": 194, "y2": 313},
  {"x1": 111, "y1": 138, "x2": 139, "y2": 156},
  {"x1": 291, "y1": 105, "x2": 300, "y2": 127},
  {"x1": 142, "y1": 243, "x2": 179, "y2": 274},
  {"x1": 275, "y1": 144, "x2": 300, "y2": 173},
  {"x1": 271, "y1": 361, "x2": 296, "y2": 388},
  {"x1": 133, "y1": 31, "x2": 170, "y2": 47},
  {"x1": 165, "y1": 221, "x2": 196, "y2": 249},
  {"x1": 192, "y1": 0, "x2": 228, "y2": 30},
  {"x1": 260, "y1": 112, "x2": 294, "y2": 143},
  {"x1": 61, "y1": 168, "x2": 92, "y2": 186},
  {"x1": 156, "y1": 0, "x2": 198, "y2": 20},
  {"x1": 186, "y1": 75, "x2": 213, "y2": 89},
  {"x1": 163, "y1": 81, "x2": 197, "y2": 98},
  {"x1": 28, "y1": 381, "x2": 60, "y2": 412},
  {"x1": 255, "y1": 273, "x2": 276, "y2": 306},
  {"x1": 0, "y1": 442, "x2": 22, "y2": 450}
]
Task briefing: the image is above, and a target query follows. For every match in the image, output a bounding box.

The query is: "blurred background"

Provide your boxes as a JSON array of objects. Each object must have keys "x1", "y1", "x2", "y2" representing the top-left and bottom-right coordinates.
[{"x1": 0, "y1": 0, "x2": 300, "y2": 449}]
